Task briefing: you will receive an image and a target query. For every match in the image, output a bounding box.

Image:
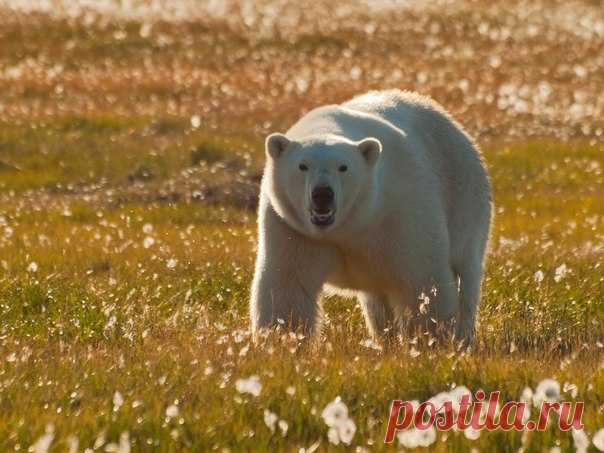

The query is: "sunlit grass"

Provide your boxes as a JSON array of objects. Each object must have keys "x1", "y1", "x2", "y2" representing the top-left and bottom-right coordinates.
[
  {"x1": 1, "y1": 3, "x2": 603, "y2": 451},
  {"x1": 1, "y1": 132, "x2": 603, "y2": 451}
]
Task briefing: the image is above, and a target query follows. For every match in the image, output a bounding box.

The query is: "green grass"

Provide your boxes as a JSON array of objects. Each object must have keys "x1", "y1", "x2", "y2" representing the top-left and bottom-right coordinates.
[{"x1": 0, "y1": 116, "x2": 259, "y2": 193}]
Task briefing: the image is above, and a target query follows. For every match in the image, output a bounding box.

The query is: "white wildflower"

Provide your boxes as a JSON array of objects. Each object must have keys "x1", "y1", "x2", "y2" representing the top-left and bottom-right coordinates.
[
  {"x1": 563, "y1": 382, "x2": 578, "y2": 398},
  {"x1": 94, "y1": 430, "x2": 106, "y2": 449},
  {"x1": 191, "y1": 115, "x2": 201, "y2": 129},
  {"x1": 429, "y1": 391, "x2": 452, "y2": 413},
  {"x1": 235, "y1": 375, "x2": 262, "y2": 397},
  {"x1": 143, "y1": 236, "x2": 155, "y2": 248},
  {"x1": 321, "y1": 397, "x2": 349, "y2": 427},
  {"x1": 278, "y1": 419, "x2": 289, "y2": 437},
  {"x1": 113, "y1": 391, "x2": 124, "y2": 411},
  {"x1": 142, "y1": 223, "x2": 153, "y2": 234},
  {"x1": 534, "y1": 270, "x2": 545, "y2": 283},
  {"x1": 593, "y1": 428, "x2": 604, "y2": 451},
  {"x1": 321, "y1": 397, "x2": 356, "y2": 445},
  {"x1": 327, "y1": 427, "x2": 340, "y2": 445},
  {"x1": 30, "y1": 424, "x2": 54, "y2": 453},
  {"x1": 572, "y1": 428, "x2": 589, "y2": 453},
  {"x1": 66, "y1": 435, "x2": 79, "y2": 453},
  {"x1": 520, "y1": 387, "x2": 534, "y2": 405},
  {"x1": 165, "y1": 404, "x2": 179, "y2": 419},
  {"x1": 449, "y1": 386, "x2": 472, "y2": 413},
  {"x1": 417, "y1": 425, "x2": 437, "y2": 447},
  {"x1": 139, "y1": 23, "x2": 152, "y2": 38},
  {"x1": 398, "y1": 427, "x2": 436, "y2": 448},
  {"x1": 104, "y1": 315, "x2": 117, "y2": 332},
  {"x1": 534, "y1": 378, "x2": 561, "y2": 405},
  {"x1": 336, "y1": 418, "x2": 356, "y2": 445},
  {"x1": 397, "y1": 429, "x2": 417, "y2": 449},
  {"x1": 104, "y1": 432, "x2": 130, "y2": 453},
  {"x1": 264, "y1": 409, "x2": 278, "y2": 433},
  {"x1": 118, "y1": 432, "x2": 130, "y2": 453},
  {"x1": 166, "y1": 258, "x2": 178, "y2": 269},
  {"x1": 554, "y1": 264, "x2": 568, "y2": 282},
  {"x1": 27, "y1": 261, "x2": 38, "y2": 273},
  {"x1": 360, "y1": 338, "x2": 382, "y2": 351},
  {"x1": 464, "y1": 427, "x2": 481, "y2": 440}
]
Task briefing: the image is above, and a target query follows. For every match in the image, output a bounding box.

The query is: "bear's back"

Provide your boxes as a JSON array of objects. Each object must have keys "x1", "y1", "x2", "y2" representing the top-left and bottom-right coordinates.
[
  {"x1": 341, "y1": 89, "x2": 474, "y2": 156},
  {"x1": 343, "y1": 89, "x2": 489, "y2": 190},
  {"x1": 287, "y1": 90, "x2": 490, "y2": 211},
  {"x1": 342, "y1": 90, "x2": 491, "y2": 232}
]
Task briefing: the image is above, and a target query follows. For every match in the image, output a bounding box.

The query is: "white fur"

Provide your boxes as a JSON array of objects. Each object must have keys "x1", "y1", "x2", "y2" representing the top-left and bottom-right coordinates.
[{"x1": 250, "y1": 89, "x2": 492, "y2": 341}]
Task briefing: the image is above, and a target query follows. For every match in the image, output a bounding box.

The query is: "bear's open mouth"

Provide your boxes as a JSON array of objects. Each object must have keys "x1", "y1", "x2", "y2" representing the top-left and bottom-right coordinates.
[{"x1": 310, "y1": 210, "x2": 335, "y2": 227}]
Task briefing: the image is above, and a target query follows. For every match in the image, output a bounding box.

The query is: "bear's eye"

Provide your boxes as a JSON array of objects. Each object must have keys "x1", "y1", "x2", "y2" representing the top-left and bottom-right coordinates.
[
  {"x1": 299, "y1": 163, "x2": 308, "y2": 171},
  {"x1": 338, "y1": 164, "x2": 348, "y2": 172}
]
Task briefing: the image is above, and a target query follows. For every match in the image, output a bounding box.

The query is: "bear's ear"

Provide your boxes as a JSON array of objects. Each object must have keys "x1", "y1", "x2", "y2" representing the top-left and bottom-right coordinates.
[
  {"x1": 357, "y1": 137, "x2": 382, "y2": 166},
  {"x1": 266, "y1": 133, "x2": 291, "y2": 160}
]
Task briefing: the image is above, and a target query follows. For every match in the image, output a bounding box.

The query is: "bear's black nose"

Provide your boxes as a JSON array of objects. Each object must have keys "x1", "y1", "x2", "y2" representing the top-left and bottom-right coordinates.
[{"x1": 311, "y1": 185, "x2": 334, "y2": 213}]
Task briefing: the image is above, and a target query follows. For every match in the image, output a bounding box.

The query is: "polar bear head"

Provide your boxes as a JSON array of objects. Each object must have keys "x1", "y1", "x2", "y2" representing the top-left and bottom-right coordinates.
[{"x1": 264, "y1": 132, "x2": 381, "y2": 236}]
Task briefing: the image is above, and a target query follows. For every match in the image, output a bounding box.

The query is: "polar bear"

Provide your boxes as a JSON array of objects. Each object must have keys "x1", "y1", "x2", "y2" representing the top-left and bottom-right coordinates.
[{"x1": 250, "y1": 89, "x2": 492, "y2": 341}]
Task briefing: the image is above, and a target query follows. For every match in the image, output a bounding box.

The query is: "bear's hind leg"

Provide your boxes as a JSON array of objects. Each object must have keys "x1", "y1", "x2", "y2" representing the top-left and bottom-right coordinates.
[
  {"x1": 455, "y1": 257, "x2": 483, "y2": 343},
  {"x1": 358, "y1": 293, "x2": 393, "y2": 339},
  {"x1": 392, "y1": 267, "x2": 460, "y2": 339}
]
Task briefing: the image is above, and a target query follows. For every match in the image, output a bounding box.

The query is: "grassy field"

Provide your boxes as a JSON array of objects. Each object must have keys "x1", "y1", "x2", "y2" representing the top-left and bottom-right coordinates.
[{"x1": 1, "y1": 1, "x2": 603, "y2": 451}]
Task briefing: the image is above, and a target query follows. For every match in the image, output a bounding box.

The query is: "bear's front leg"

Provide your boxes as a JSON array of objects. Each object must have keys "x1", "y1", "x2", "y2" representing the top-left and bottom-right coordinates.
[{"x1": 250, "y1": 201, "x2": 334, "y2": 337}]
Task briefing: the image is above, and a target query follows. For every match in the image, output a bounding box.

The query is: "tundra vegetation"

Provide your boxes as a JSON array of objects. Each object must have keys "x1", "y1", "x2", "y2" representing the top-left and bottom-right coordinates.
[{"x1": 0, "y1": 1, "x2": 603, "y2": 451}]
